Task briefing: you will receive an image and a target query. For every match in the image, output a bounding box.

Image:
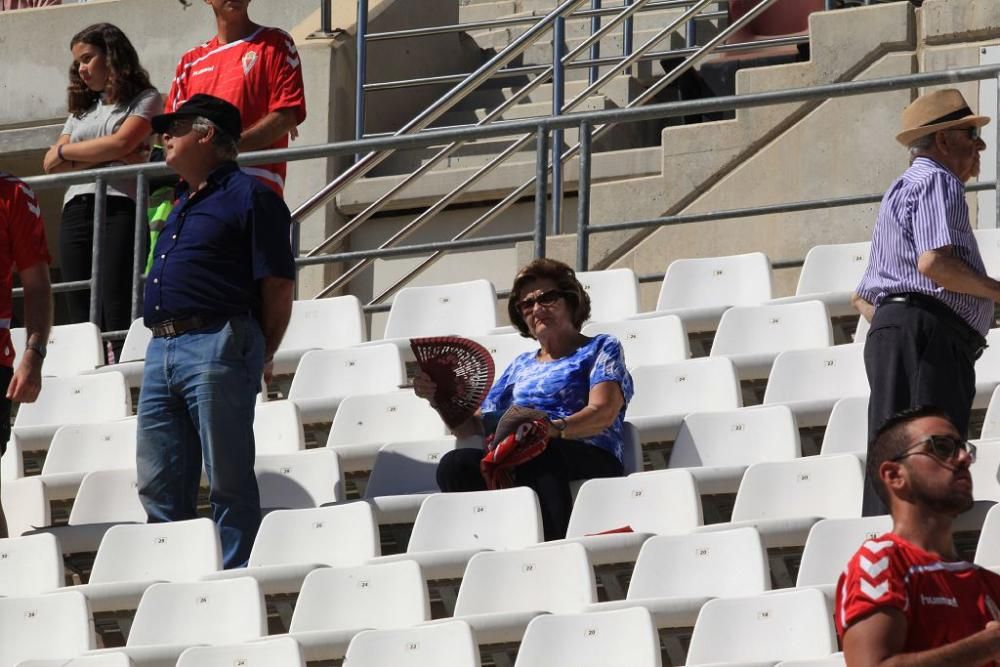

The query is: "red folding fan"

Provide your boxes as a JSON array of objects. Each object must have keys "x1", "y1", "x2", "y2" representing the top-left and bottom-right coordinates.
[{"x1": 410, "y1": 336, "x2": 496, "y2": 429}]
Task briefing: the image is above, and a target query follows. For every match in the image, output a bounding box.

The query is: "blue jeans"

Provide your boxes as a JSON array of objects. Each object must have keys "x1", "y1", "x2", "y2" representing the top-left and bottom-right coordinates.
[{"x1": 137, "y1": 315, "x2": 264, "y2": 568}]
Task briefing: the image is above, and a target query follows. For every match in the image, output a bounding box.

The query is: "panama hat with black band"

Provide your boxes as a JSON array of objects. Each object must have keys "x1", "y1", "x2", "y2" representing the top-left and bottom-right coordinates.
[
  {"x1": 151, "y1": 93, "x2": 243, "y2": 142},
  {"x1": 896, "y1": 88, "x2": 990, "y2": 147}
]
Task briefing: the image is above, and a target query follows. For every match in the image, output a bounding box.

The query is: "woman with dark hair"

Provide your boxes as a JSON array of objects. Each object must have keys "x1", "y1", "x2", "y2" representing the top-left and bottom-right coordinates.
[
  {"x1": 43, "y1": 23, "x2": 161, "y2": 353},
  {"x1": 414, "y1": 258, "x2": 633, "y2": 540}
]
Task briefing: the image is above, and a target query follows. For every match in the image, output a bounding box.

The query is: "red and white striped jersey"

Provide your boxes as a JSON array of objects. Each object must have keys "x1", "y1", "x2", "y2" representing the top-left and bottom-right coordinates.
[
  {"x1": 837, "y1": 532, "x2": 1000, "y2": 662},
  {"x1": 166, "y1": 26, "x2": 306, "y2": 196}
]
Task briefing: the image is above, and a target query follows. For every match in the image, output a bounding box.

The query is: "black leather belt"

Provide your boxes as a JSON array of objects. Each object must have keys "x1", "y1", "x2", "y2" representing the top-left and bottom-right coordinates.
[
  {"x1": 882, "y1": 292, "x2": 988, "y2": 358},
  {"x1": 150, "y1": 315, "x2": 221, "y2": 338}
]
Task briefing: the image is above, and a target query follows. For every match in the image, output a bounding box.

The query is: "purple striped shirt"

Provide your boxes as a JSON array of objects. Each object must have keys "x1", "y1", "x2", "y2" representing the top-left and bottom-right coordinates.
[{"x1": 856, "y1": 157, "x2": 992, "y2": 335}]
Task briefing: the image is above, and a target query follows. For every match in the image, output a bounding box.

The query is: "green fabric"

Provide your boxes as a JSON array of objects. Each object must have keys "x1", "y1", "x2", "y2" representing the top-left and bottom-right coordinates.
[{"x1": 145, "y1": 186, "x2": 174, "y2": 275}]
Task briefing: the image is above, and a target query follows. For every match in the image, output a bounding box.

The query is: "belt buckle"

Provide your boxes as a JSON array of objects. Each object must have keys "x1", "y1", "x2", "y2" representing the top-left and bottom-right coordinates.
[{"x1": 163, "y1": 321, "x2": 177, "y2": 338}]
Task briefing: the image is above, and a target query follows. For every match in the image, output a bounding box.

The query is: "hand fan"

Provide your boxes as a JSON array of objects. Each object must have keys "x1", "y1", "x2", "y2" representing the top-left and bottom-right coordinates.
[
  {"x1": 492, "y1": 405, "x2": 549, "y2": 443},
  {"x1": 410, "y1": 336, "x2": 496, "y2": 429}
]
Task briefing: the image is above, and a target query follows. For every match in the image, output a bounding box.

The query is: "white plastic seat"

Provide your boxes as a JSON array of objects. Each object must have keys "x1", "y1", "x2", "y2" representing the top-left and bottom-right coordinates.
[
  {"x1": 775, "y1": 656, "x2": 846, "y2": 667},
  {"x1": 710, "y1": 301, "x2": 834, "y2": 380},
  {"x1": 697, "y1": 455, "x2": 865, "y2": 549},
  {"x1": 581, "y1": 315, "x2": 690, "y2": 369},
  {"x1": 975, "y1": 228, "x2": 1000, "y2": 276},
  {"x1": 282, "y1": 560, "x2": 431, "y2": 663},
  {"x1": 203, "y1": 502, "x2": 381, "y2": 596},
  {"x1": 326, "y1": 390, "x2": 448, "y2": 473},
  {"x1": 271, "y1": 296, "x2": 367, "y2": 375},
  {"x1": 86, "y1": 319, "x2": 151, "y2": 389},
  {"x1": 383, "y1": 279, "x2": 498, "y2": 339},
  {"x1": 669, "y1": 406, "x2": 801, "y2": 495},
  {"x1": 370, "y1": 487, "x2": 544, "y2": 580},
  {"x1": 626, "y1": 358, "x2": 742, "y2": 443},
  {"x1": 819, "y1": 396, "x2": 869, "y2": 457},
  {"x1": 255, "y1": 449, "x2": 345, "y2": 510},
  {"x1": 176, "y1": 637, "x2": 305, "y2": 667},
  {"x1": 286, "y1": 345, "x2": 406, "y2": 424},
  {"x1": 16, "y1": 655, "x2": 136, "y2": 667},
  {"x1": 974, "y1": 329, "x2": 1000, "y2": 408},
  {"x1": 0, "y1": 533, "x2": 64, "y2": 596},
  {"x1": 577, "y1": 268, "x2": 640, "y2": 323},
  {"x1": 514, "y1": 607, "x2": 661, "y2": 667},
  {"x1": 974, "y1": 503, "x2": 1000, "y2": 568},
  {"x1": 587, "y1": 528, "x2": 771, "y2": 630},
  {"x1": 982, "y1": 385, "x2": 1000, "y2": 439},
  {"x1": 970, "y1": 439, "x2": 1000, "y2": 503},
  {"x1": 685, "y1": 589, "x2": 837, "y2": 665},
  {"x1": 252, "y1": 401, "x2": 305, "y2": 455},
  {"x1": 343, "y1": 621, "x2": 480, "y2": 667},
  {"x1": 363, "y1": 437, "x2": 465, "y2": 524},
  {"x1": 768, "y1": 242, "x2": 871, "y2": 317},
  {"x1": 762, "y1": 344, "x2": 868, "y2": 427},
  {"x1": 854, "y1": 314, "x2": 869, "y2": 341},
  {"x1": 796, "y1": 516, "x2": 893, "y2": 600},
  {"x1": 11, "y1": 322, "x2": 103, "y2": 377},
  {"x1": 466, "y1": 334, "x2": 539, "y2": 375},
  {"x1": 0, "y1": 591, "x2": 95, "y2": 665},
  {"x1": 37, "y1": 418, "x2": 138, "y2": 501}
]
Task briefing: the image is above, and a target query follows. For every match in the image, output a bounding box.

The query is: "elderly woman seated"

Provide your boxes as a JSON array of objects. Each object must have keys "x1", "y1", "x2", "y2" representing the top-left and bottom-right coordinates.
[{"x1": 414, "y1": 258, "x2": 633, "y2": 540}]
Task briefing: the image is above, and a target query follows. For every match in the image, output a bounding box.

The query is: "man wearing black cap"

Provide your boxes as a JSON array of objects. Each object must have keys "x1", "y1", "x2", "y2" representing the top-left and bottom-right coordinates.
[{"x1": 137, "y1": 94, "x2": 295, "y2": 568}]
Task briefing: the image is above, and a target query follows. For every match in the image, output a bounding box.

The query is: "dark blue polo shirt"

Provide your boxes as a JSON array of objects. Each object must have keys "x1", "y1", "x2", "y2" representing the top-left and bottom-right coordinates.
[{"x1": 143, "y1": 162, "x2": 296, "y2": 326}]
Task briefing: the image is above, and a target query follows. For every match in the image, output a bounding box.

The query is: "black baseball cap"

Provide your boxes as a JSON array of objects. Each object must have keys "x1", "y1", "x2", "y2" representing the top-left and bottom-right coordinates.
[{"x1": 151, "y1": 94, "x2": 243, "y2": 141}]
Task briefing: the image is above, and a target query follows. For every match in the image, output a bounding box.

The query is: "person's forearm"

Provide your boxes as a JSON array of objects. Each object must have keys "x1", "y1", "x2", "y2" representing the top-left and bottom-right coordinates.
[
  {"x1": 918, "y1": 251, "x2": 1000, "y2": 301},
  {"x1": 61, "y1": 135, "x2": 140, "y2": 164},
  {"x1": 451, "y1": 414, "x2": 486, "y2": 439},
  {"x1": 22, "y1": 270, "x2": 52, "y2": 349},
  {"x1": 870, "y1": 628, "x2": 1000, "y2": 667},
  {"x1": 852, "y1": 293, "x2": 875, "y2": 322},
  {"x1": 258, "y1": 278, "x2": 294, "y2": 360},
  {"x1": 554, "y1": 403, "x2": 619, "y2": 440},
  {"x1": 238, "y1": 109, "x2": 298, "y2": 152}
]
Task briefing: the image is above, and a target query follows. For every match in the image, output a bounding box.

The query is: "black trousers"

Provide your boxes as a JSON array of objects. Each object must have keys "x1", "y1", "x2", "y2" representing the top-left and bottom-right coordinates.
[
  {"x1": 0, "y1": 365, "x2": 11, "y2": 456},
  {"x1": 436, "y1": 438, "x2": 624, "y2": 541},
  {"x1": 862, "y1": 298, "x2": 983, "y2": 516}
]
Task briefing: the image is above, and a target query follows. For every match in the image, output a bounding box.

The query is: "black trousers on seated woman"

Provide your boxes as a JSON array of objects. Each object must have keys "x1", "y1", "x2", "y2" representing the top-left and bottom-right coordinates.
[{"x1": 436, "y1": 438, "x2": 624, "y2": 541}]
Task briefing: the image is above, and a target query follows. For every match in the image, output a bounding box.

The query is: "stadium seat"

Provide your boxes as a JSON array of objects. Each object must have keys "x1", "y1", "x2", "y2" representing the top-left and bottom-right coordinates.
[
  {"x1": 854, "y1": 314, "x2": 869, "y2": 341},
  {"x1": 12, "y1": 322, "x2": 104, "y2": 377},
  {"x1": 16, "y1": 654, "x2": 136, "y2": 667},
  {"x1": 762, "y1": 344, "x2": 868, "y2": 427},
  {"x1": 286, "y1": 345, "x2": 406, "y2": 425},
  {"x1": 85, "y1": 318, "x2": 151, "y2": 389},
  {"x1": 710, "y1": 300, "x2": 834, "y2": 380},
  {"x1": 383, "y1": 279, "x2": 498, "y2": 339},
  {"x1": 271, "y1": 296, "x2": 367, "y2": 375},
  {"x1": 974, "y1": 503, "x2": 1000, "y2": 568},
  {"x1": 33, "y1": 418, "x2": 137, "y2": 502},
  {"x1": 466, "y1": 333, "x2": 538, "y2": 375},
  {"x1": 581, "y1": 314, "x2": 690, "y2": 369},
  {"x1": 576, "y1": 268, "x2": 640, "y2": 323},
  {"x1": 795, "y1": 516, "x2": 893, "y2": 599},
  {"x1": 622, "y1": 422, "x2": 643, "y2": 475},
  {"x1": 363, "y1": 437, "x2": 467, "y2": 524},
  {"x1": 685, "y1": 588, "x2": 838, "y2": 665},
  {"x1": 775, "y1": 656, "x2": 846, "y2": 667},
  {"x1": 514, "y1": 607, "x2": 661, "y2": 667},
  {"x1": 970, "y1": 439, "x2": 1000, "y2": 503},
  {"x1": 203, "y1": 502, "x2": 381, "y2": 596},
  {"x1": 0, "y1": 532, "x2": 64, "y2": 596},
  {"x1": 255, "y1": 449, "x2": 345, "y2": 510},
  {"x1": 669, "y1": 405, "x2": 801, "y2": 495},
  {"x1": 282, "y1": 560, "x2": 431, "y2": 663},
  {"x1": 586, "y1": 527, "x2": 771, "y2": 629},
  {"x1": 0, "y1": 591, "x2": 95, "y2": 665},
  {"x1": 975, "y1": 228, "x2": 1000, "y2": 276},
  {"x1": 176, "y1": 637, "x2": 305, "y2": 667},
  {"x1": 370, "y1": 487, "x2": 544, "y2": 580},
  {"x1": 819, "y1": 396, "x2": 868, "y2": 457},
  {"x1": 84, "y1": 577, "x2": 267, "y2": 667},
  {"x1": 626, "y1": 357, "x2": 742, "y2": 443},
  {"x1": 325, "y1": 390, "x2": 449, "y2": 473},
  {"x1": 768, "y1": 242, "x2": 871, "y2": 317},
  {"x1": 975, "y1": 329, "x2": 1000, "y2": 408},
  {"x1": 343, "y1": 621, "x2": 480, "y2": 667},
  {"x1": 982, "y1": 385, "x2": 1000, "y2": 439},
  {"x1": 252, "y1": 401, "x2": 305, "y2": 455}
]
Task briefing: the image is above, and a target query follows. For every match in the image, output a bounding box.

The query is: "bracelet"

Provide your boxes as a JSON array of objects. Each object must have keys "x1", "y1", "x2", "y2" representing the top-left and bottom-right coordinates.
[
  {"x1": 553, "y1": 417, "x2": 568, "y2": 432},
  {"x1": 57, "y1": 144, "x2": 66, "y2": 162}
]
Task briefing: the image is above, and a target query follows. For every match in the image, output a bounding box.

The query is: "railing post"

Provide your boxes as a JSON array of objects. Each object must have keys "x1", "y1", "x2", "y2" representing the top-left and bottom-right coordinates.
[
  {"x1": 130, "y1": 172, "x2": 148, "y2": 322},
  {"x1": 589, "y1": 0, "x2": 601, "y2": 85},
  {"x1": 824, "y1": 0, "x2": 835, "y2": 10},
  {"x1": 355, "y1": 0, "x2": 369, "y2": 155},
  {"x1": 90, "y1": 177, "x2": 106, "y2": 326},
  {"x1": 551, "y1": 15, "x2": 566, "y2": 235},
  {"x1": 686, "y1": 16, "x2": 697, "y2": 48},
  {"x1": 321, "y1": 0, "x2": 332, "y2": 34},
  {"x1": 576, "y1": 121, "x2": 592, "y2": 271},
  {"x1": 534, "y1": 126, "x2": 550, "y2": 259},
  {"x1": 623, "y1": 0, "x2": 634, "y2": 72}
]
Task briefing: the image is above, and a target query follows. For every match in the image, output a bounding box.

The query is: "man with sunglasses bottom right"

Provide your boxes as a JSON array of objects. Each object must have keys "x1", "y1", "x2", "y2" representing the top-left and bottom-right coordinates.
[{"x1": 837, "y1": 406, "x2": 1000, "y2": 666}]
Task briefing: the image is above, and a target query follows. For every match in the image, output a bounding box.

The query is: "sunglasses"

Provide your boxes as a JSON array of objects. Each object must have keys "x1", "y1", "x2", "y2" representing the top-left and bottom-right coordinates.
[
  {"x1": 947, "y1": 126, "x2": 981, "y2": 140},
  {"x1": 517, "y1": 288, "x2": 566, "y2": 315},
  {"x1": 890, "y1": 434, "x2": 977, "y2": 465}
]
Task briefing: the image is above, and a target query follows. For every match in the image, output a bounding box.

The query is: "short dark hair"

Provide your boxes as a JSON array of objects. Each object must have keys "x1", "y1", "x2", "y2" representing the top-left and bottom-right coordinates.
[
  {"x1": 867, "y1": 406, "x2": 954, "y2": 506},
  {"x1": 507, "y1": 258, "x2": 591, "y2": 338}
]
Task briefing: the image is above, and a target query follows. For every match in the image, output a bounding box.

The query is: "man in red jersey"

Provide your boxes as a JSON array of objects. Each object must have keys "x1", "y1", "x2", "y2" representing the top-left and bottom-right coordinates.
[
  {"x1": 837, "y1": 406, "x2": 1000, "y2": 665},
  {"x1": 0, "y1": 173, "x2": 53, "y2": 538},
  {"x1": 166, "y1": 0, "x2": 306, "y2": 196}
]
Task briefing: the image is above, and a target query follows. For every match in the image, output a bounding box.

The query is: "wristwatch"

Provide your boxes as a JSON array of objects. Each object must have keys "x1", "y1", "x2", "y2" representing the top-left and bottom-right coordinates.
[{"x1": 26, "y1": 342, "x2": 47, "y2": 359}]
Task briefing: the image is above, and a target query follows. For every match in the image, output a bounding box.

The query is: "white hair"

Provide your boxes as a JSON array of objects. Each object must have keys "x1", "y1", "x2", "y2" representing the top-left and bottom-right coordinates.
[
  {"x1": 191, "y1": 116, "x2": 239, "y2": 161},
  {"x1": 908, "y1": 132, "x2": 937, "y2": 158}
]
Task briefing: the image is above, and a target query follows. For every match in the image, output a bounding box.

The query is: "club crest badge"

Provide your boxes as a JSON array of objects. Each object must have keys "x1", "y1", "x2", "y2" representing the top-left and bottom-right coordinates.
[{"x1": 242, "y1": 50, "x2": 258, "y2": 75}]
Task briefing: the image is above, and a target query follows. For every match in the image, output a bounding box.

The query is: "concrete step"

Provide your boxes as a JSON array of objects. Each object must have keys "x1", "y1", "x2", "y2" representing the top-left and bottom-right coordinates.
[
  {"x1": 459, "y1": 0, "x2": 520, "y2": 23},
  {"x1": 431, "y1": 94, "x2": 611, "y2": 128},
  {"x1": 455, "y1": 74, "x2": 641, "y2": 111}
]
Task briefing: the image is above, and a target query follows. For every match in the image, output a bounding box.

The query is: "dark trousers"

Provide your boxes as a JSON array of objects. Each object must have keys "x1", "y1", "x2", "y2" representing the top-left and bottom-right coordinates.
[
  {"x1": 60, "y1": 194, "x2": 139, "y2": 356},
  {"x1": 436, "y1": 438, "x2": 624, "y2": 540},
  {"x1": 0, "y1": 364, "x2": 12, "y2": 539},
  {"x1": 862, "y1": 298, "x2": 982, "y2": 516}
]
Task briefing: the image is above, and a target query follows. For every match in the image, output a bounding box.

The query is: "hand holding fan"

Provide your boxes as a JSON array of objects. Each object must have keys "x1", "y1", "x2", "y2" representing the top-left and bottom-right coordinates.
[{"x1": 410, "y1": 336, "x2": 496, "y2": 429}]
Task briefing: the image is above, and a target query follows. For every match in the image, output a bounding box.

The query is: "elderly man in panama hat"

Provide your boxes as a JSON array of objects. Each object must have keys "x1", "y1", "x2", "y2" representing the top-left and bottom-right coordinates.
[{"x1": 853, "y1": 88, "x2": 994, "y2": 517}]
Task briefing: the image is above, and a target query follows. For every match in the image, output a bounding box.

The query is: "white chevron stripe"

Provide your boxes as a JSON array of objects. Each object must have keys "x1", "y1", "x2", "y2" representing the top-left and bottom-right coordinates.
[
  {"x1": 859, "y1": 554, "x2": 890, "y2": 579},
  {"x1": 285, "y1": 40, "x2": 298, "y2": 54},
  {"x1": 286, "y1": 55, "x2": 300, "y2": 69},
  {"x1": 26, "y1": 201, "x2": 40, "y2": 218},
  {"x1": 18, "y1": 184, "x2": 36, "y2": 201},
  {"x1": 860, "y1": 579, "x2": 890, "y2": 600},
  {"x1": 863, "y1": 539, "x2": 894, "y2": 554}
]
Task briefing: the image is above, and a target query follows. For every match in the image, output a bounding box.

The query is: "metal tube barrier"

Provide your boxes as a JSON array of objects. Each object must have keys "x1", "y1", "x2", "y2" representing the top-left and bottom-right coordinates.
[
  {"x1": 576, "y1": 120, "x2": 593, "y2": 271},
  {"x1": 89, "y1": 178, "x2": 106, "y2": 326},
  {"x1": 295, "y1": 231, "x2": 534, "y2": 266},
  {"x1": 355, "y1": 0, "x2": 369, "y2": 147},
  {"x1": 623, "y1": 0, "x2": 634, "y2": 65},
  {"x1": 589, "y1": 0, "x2": 601, "y2": 85},
  {"x1": 552, "y1": 16, "x2": 566, "y2": 235},
  {"x1": 320, "y1": 0, "x2": 332, "y2": 35},
  {"x1": 131, "y1": 171, "x2": 148, "y2": 322},
  {"x1": 534, "y1": 127, "x2": 550, "y2": 259}
]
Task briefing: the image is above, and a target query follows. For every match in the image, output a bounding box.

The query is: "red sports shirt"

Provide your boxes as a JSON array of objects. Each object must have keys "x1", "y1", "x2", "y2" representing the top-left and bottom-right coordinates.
[
  {"x1": 0, "y1": 173, "x2": 51, "y2": 368},
  {"x1": 166, "y1": 26, "x2": 306, "y2": 196},
  {"x1": 837, "y1": 532, "x2": 1000, "y2": 663}
]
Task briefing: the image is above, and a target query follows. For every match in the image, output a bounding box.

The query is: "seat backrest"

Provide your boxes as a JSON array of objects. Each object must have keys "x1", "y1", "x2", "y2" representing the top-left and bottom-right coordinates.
[
  {"x1": 42, "y1": 418, "x2": 137, "y2": 476},
  {"x1": 731, "y1": 455, "x2": 865, "y2": 522},
  {"x1": 774, "y1": 656, "x2": 847, "y2": 667},
  {"x1": 657, "y1": 252, "x2": 772, "y2": 311},
  {"x1": 0, "y1": 590, "x2": 95, "y2": 665},
  {"x1": 982, "y1": 386, "x2": 1000, "y2": 439},
  {"x1": 795, "y1": 242, "x2": 871, "y2": 296},
  {"x1": 975, "y1": 503, "x2": 1000, "y2": 567},
  {"x1": 710, "y1": 301, "x2": 833, "y2": 357},
  {"x1": 328, "y1": 391, "x2": 448, "y2": 447},
  {"x1": 89, "y1": 518, "x2": 222, "y2": 584},
  {"x1": 344, "y1": 621, "x2": 481, "y2": 667},
  {"x1": 287, "y1": 345, "x2": 406, "y2": 402},
  {"x1": 976, "y1": 329, "x2": 1000, "y2": 387},
  {"x1": 763, "y1": 344, "x2": 869, "y2": 405},
  {"x1": 127, "y1": 577, "x2": 267, "y2": 647},
  {"x1": 626, "y1": 357, "x2": 742, "y2": 419},
  {"x1": 177, "y1": 637, "x2": 305, "y2": 667},
  {"x1": 796, "y1": 516, "x2": 894, "y2": 587},
  {"x1": 279, "y1": 296, "x2": 367, "y2": 352},
  {"x1": 971, "y1": 439, "x2": 1000, "y2": 503},
  {"x1": 255, "y1": 449, "x2": 344, "y2": 510},
  {"x1": 670, "y1": 405, "x2": 801, "y2": 469},
  {"x1": 0, "y1": 532, "x2": 64, "y2": 597},
  {"x1": 975, "y1": 228, "x2": 1000, "y2": 277},
  {"x1": 68, "y1": 468, "x2": 146, "y2": 525},
  {"x1": 820, "y1": 396, "x2": 869, "y2": 456},
  {"x1": 628, "y1": 527, "x2": 770, "y2": 599},
  {"x1": 384, "y1": 279, "x2": 497, "y2": 339},
  {"x1": 14, "y1": 372, "x2": 131, "y2": 427},
  {"x1": 576, "y1": 268, "x2": 640, "y2": 323},
  {"x1": 364, "y1": 437, "x2": 460, "y2": 498},
  {"x1": 17, "y1": 654, "x2": 136, "y2": 666},
  {"x1": 290, "y1": 560, "x2": 430, "y2": 633},
  {"x1": 467, "y1": 334, "x2": 539, "y2": 375},
  {"x1": 249, "y1": 503, "x2": 381, "y2": 568},
  {"x1": 407, "y1": 487, "x2": 543, "y2": 553},
  {"x1": 566, "y1": 469, "x2": 702, "y2": 537},
  {"x1": 622, "y1": 422, "x2": 643, "y2": 475},
  {"x1": 119, "y1": 319, "x2": 153, "y2": 363},
  {"x1": 582, "y1": 315, "x2": 689, "y2": 369},
  {"x1": 12, "y1": 322, "x2": 104, "y2": 377},
  {"x1": 514, "y1": 607, "x2": 662, "y2": 667},
  {"x1": 253, "y1": 401, "x2": 305, "y2": 455},
  {"x1": 453, "y1": 543, "x2": 596, "y2": 616}
]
